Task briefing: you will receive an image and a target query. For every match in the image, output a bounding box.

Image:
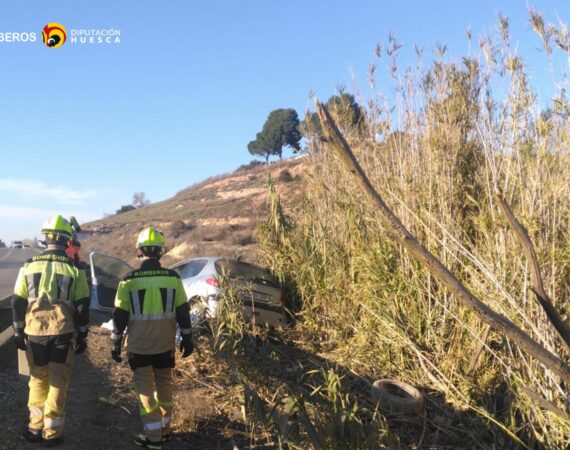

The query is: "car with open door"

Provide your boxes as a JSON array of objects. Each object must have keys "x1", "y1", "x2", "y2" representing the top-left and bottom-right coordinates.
[
  {"x1": 89, "y1": 253, "x2": 288, "y2": 328},
  {"x1": 89, "y1": 252, "x2": 134, "y2": 311}
]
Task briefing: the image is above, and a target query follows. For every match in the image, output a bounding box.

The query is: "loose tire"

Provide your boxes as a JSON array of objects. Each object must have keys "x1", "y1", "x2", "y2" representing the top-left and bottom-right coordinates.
[{"x1": 371, "y1": 379, "x2": 424, "y2": 414}]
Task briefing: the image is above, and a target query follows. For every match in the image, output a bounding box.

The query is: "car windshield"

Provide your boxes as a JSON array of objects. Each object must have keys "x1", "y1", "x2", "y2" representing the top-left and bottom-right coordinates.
[
  {"x1": 180, "y1": 259, "x2": 208, "y2": 279},
  {"x1": 216, "y1": 260, "x2": 278, "y2": 287}
]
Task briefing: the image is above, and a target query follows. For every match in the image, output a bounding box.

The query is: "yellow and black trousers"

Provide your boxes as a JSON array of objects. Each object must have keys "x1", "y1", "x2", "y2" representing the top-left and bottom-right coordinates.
[
  {"x1": 128, "y1": 350, "x2": 175, "y2": 442},
  {"x1": 26, "y1": 333, "x2": 75, "y2": 440}
]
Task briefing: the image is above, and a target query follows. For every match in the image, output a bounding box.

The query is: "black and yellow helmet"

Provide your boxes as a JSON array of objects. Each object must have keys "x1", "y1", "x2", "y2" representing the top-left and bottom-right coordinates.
[{"x1": 41, "y1": 215, "x2": 73, "y2": 240}]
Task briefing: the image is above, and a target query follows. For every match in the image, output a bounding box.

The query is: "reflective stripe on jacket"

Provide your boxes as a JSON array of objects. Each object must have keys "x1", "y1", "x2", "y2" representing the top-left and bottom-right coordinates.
[
  {"x1": 14, "y1": 251, "x2": 90, "y2": 336},
  {"x1": 114, "y1": 259, "x2": 187, "y2": 354}
]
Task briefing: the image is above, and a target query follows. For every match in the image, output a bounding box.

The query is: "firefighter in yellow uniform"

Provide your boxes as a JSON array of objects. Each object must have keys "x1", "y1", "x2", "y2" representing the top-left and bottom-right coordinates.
[
  {"x1": 111, "y1": 227, "x2": 193, "y2": 449},
  {"x1": 12, "y1": 215, "x2": 90, "y2": 447}
]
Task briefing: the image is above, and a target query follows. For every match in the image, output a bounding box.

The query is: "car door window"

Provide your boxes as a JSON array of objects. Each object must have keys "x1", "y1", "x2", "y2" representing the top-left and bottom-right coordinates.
[
  {"x1": 90, "y1": 252, "x2": 134, "y2": 310},
  {"x1": 170, "y1": 262, "x2": 188, "y2": 276},
  {"x1": 180, "y1": 259, "x2": 209, "y2": 279}
]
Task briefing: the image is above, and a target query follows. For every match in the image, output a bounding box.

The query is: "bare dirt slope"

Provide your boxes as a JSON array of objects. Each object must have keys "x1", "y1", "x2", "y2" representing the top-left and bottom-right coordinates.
[
  {"x1": 80, "y1": 158, "x2": 306, "y2": 268},
  {"x1": 0, "y1": 310, "x2": 276, "y2": 450}
]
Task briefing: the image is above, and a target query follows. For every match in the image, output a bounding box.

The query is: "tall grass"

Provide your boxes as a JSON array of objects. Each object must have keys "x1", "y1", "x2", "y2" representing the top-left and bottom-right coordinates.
[{"x1": 258, "y1": 11, "x2": 570, "y2": 449}]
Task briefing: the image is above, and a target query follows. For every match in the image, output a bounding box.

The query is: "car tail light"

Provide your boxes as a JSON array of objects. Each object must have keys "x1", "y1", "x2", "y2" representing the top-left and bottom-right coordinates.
[{"x1": 206, "y1": 277, "x2": 219, "y2": 288}]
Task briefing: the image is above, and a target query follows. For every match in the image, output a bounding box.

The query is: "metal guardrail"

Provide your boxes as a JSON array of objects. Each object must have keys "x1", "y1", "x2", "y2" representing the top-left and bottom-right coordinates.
[
  {"x1": 0, "y1": 294, "x2": 11, "y2": 309},
  {"x1": 0, "y1": 295, "x2": 13, "y2": 347}
]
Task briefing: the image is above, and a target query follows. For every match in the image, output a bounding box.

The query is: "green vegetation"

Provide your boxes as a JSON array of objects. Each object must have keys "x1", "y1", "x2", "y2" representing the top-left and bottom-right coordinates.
[
  {"x1": 236, "y1": 159, "x2": 265, "y2": 172},
  {"x1": 248, "y1": 108, "x2": 302, "y2": 163},
  {"x1": 277, "y1": 168, "x2": 294, "y2": 183},
  {"x1": 115, "y1": 192, "x2": 151, "y2": 215},
  {"x1": 115, "y1": 204, "x2": 136, "y2": 215},
  {"x1": 132, "y1": 191, "x2": 150, "y2": 208},
  {"x1": 301, "y1": 92, "x2": 366, "y2": 139},
  {"x1": 252, "y1": 11, "x2": 570, "y2": 449}
]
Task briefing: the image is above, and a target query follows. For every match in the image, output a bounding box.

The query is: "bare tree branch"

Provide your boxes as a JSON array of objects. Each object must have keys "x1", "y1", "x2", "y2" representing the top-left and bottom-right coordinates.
[
  {"x1": 314, "y1": 99, "x2": 570, "y2": 384},
  {"x1": 519, "y1": 385, "x2": 570, "y2": 421},
  {"x1": 467, "y1": 325, "x2": 492, "y2": 374},
  {"x1": 496, "y1": 194, "x2": 570, "y2": 353}
]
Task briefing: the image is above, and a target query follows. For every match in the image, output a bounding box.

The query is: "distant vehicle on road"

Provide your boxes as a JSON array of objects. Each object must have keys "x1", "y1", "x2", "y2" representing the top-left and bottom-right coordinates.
[
  {"x1": 88, "y1": 253, "x2": 288, "y2": 328},
  {"x1": 11, "y1": 241, "x2": 23, "y2": 248},
  {"x1": 95, "y1": 226, "x2": 112, "y2": 233}
]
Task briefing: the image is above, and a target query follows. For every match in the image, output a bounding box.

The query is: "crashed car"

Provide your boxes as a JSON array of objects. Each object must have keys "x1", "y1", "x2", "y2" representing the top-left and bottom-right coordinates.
[{"x1": 89, "y1": 253, "x2": 288, "y2": 328}]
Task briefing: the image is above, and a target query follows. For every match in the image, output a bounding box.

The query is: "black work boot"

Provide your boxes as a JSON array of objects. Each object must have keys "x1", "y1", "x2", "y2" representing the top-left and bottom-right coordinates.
[
  {"x1": 21, "y1": 427, "x2": 42, "y2": 443},
  {"x1": 133, "y1": 434, "x2": 162, "y2": 449},
  {"x1": 161, "y1": 431, "x2": 172, "y2": 443},
  {"x1": 41, "y1": 436, "x2": 64, "y2": 447}
]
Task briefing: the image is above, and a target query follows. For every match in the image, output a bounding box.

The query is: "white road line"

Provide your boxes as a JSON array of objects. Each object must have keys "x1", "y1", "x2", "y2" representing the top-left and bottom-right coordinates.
[{"x1": 0, "y1": 248, "x2": 14, "y2": 262}]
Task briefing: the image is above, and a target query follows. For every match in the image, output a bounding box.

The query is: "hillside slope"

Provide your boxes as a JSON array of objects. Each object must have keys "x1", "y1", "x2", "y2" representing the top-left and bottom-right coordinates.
[{"x1": 81, "y1": 158, "x2": 306, "y2": 267}]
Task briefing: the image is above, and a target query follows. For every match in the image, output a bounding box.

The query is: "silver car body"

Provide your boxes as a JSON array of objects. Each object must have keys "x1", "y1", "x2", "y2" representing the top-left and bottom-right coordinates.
[
  {"x1": 90, "y1": 253, "x2": 287, "y2": 327},
  {"x1": 170, "y1": 257, "x2": 287, "y2": 328}
]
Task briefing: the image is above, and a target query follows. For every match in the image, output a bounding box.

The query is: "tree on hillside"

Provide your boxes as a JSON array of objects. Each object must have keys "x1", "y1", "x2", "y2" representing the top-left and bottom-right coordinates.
[
  {"x1": 301, "y1": 93, "x2": 366, "y2": 139},
  {"x1": 248, "y1": 108, "x2": 302, "y2": 163},
  {"x1": 132, "y1": 192, "x2": 150, "y2": 208},
  {"x1": 116, "y1": 204, "x2": 136, "y2": 215}
]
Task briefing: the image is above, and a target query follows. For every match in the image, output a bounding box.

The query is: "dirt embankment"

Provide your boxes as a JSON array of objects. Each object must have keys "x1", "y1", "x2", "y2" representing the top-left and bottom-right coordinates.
[{"x1": 79, "y1": 158, "x2": 306, "y2": 268}]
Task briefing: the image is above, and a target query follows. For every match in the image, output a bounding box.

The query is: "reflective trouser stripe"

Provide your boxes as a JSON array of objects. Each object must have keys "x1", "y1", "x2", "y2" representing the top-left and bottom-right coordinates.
[
  {"x1": 27, "y1": 343, "x2": 74, "y2": 440},
  {"x1": 27, "y1": 346, "x2": 48, "y2": 431},
  {"x1": 155, "y1": 367, "x2": 173, "y2": 434},
  {"x1": 134, "y1": 366, "x2": 163, "y2": 442},
  {"x1": 29, "y1": 406, "x2": 44, "y2": 431},
  {"x1": 144, "y1": 421, "x2": 162, "y2": 431},
  {"x1": 45, "y1": 417, "x2": 65, "y2": 428},
  {"x1": 30, "y1": 407, "x2": 43, "y2": 416}
]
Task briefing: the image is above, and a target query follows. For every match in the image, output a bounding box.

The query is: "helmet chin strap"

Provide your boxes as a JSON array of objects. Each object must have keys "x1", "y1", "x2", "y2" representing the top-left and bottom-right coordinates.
[{"x1": 137, "y1": 247, "x2": 164, "y2": 259}]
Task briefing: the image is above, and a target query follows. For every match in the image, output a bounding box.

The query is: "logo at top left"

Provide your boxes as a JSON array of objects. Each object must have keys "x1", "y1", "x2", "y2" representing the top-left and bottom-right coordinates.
[{"x1": 42, "y1": 23, "x2": 66, "y2": 48}]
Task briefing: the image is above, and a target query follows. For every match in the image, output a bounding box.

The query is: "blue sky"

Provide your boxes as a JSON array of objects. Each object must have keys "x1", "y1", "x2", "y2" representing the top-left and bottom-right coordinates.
[{"x1": 0, "y1": 1, "x2": 568, "y2": 242}]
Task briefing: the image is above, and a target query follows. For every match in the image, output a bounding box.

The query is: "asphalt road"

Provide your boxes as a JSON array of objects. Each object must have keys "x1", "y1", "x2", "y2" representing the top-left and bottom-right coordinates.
[
  {"x1": 0, "y1": 247, "x2": 40, "y2": 304},
  {"x1": 0, "y1": 248, "x2": 41, "y2": 344}
]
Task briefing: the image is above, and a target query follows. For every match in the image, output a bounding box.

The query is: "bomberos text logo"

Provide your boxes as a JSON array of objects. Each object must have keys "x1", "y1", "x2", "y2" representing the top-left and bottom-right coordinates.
[
  {"x1": 42, "y1": 23, "x2": 66, "y2": 48},
  {"x1": 0, "y1": 21, "x2": 121, "y2": 46}
]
